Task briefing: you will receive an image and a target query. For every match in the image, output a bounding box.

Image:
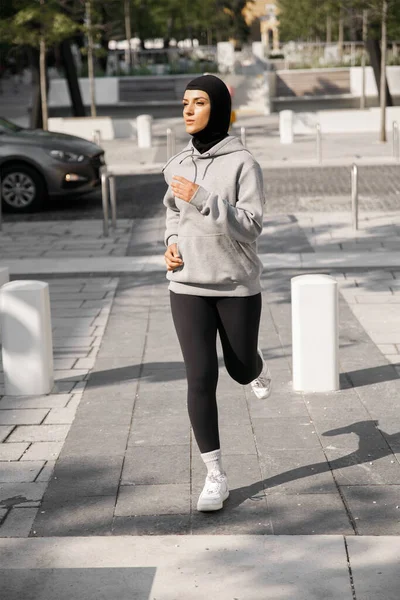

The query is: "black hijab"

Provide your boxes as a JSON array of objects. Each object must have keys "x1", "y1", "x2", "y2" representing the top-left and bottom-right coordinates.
[{"x1": 185, "y1": 74, "x2": 232, "y2": 154}]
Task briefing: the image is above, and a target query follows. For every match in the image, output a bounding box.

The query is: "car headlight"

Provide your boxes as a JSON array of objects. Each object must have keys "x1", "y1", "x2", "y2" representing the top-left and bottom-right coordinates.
[{"x1": 49, "y1": 149, "x2": 85, "y2": 163}]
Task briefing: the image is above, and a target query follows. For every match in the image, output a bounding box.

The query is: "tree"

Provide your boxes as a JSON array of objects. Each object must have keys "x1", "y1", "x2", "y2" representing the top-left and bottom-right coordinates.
[{"x1": 0, "y1": 0, "x2": 79, "y2": 129}]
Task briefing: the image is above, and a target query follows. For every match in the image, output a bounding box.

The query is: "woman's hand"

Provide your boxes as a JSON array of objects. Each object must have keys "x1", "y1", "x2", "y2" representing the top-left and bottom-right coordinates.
[
  {"x1": 164, "y1": 243, "x2": 183, "y2": 271},
  {"x1": 171, "y1": 176, "x2": 199, "y2": 203}
]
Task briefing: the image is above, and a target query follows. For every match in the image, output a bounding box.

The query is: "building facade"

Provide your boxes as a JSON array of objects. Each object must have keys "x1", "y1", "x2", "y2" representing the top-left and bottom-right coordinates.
[{"x1": 243, "y1": 1, "x2": 280, "y2": 51}]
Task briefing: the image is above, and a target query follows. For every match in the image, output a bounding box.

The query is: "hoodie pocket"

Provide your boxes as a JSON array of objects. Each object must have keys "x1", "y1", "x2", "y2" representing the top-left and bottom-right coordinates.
[{"x1": 168, "y1": 234, "x2": 260, "y2": 285}]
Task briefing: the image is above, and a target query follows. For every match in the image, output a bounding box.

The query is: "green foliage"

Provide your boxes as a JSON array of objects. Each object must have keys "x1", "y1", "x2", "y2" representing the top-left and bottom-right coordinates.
[
  {"x1": 0, "y1": 1, "x2": 79, "y2": 48},
  {"x1": 278, "y1": 0, "x2": 400, "y2": 43}
]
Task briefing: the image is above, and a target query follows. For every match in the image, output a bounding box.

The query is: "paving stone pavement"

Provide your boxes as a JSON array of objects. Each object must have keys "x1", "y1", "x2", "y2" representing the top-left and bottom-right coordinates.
[
  {"x1": 0, "y1": 276, "x2": 119, "y2": 536},
  {"x1": 0, "y1": 220, "x2": 133, "y2": 259},
  {"x1": 1, "y1": 209, "x2": 400, "y2": 538},
  {"x1": 2, "y1": 266, "x2": 396, "y2": 538}
]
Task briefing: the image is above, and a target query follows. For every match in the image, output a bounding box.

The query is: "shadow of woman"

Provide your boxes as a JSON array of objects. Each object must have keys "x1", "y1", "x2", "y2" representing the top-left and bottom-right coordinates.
[{"x1": 227, "y1": 420, "x2": 400, "y2": 509}]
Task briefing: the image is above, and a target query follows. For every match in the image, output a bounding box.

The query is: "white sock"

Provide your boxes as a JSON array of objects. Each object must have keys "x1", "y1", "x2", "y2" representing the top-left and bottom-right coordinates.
[{"x1": 201, "y1": 449, "x2": 224, "y2": 476}]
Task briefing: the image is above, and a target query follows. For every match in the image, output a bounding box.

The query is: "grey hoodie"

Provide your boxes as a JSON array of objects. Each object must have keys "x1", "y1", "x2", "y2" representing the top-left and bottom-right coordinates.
[{"x1": 162, "y1": 135, "x2": 265, "y2": 297}]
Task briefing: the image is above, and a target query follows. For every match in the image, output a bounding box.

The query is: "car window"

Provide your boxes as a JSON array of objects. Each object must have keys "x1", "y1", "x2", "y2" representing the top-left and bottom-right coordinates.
[{"x1": 0, "y1": 118, "x2": 23, "y2": 134}]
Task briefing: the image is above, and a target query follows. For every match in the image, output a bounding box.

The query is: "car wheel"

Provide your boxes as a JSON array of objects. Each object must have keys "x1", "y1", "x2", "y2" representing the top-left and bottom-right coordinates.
[{"x1": 1, "y1": 164, "x2": 46, "y2": 213}]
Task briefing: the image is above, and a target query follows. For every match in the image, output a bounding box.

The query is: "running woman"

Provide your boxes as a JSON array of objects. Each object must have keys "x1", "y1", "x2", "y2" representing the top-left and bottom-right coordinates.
[{"x1": 162, "y1": 74, "x2": 271, "y2": 512}]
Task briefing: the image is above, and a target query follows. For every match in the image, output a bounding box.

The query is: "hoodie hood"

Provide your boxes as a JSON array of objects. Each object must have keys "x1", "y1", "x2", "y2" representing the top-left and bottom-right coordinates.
[
  {"x1": 163, "y1": 135, "x2": 250, "y2": 169},
  {"x1": 163, "y1": 136, "x2": 252, "y2": 184}
]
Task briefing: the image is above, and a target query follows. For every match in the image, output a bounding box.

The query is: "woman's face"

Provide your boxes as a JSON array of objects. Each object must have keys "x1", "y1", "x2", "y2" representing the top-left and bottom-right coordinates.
[{"x1": 182, "y1": 90, "x2": 211, "y2": 134}]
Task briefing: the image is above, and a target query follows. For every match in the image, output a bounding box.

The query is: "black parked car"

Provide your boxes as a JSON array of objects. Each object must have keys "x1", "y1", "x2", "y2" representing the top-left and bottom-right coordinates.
[{"x1": 0, "y1": 117, "x2": 105, "y2": 212}]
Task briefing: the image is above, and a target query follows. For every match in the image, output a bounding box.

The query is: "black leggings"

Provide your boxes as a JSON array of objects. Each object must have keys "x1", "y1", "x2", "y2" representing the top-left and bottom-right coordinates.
[{"x1": 170, "y1": 291, "x2": 262, "y2": 453}]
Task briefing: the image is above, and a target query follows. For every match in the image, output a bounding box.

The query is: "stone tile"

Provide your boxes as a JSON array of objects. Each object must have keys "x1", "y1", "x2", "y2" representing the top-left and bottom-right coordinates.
[
  {"x1": 0, "y1": 483, "x2": 48, "y2": 507},
  {"x1": 112, "y1": 514, "x2": 191, "y2": 535},
  {"x1": 259, "y1": 448, "x2": 337, "y2": 495},
  {"x1": 325, "y1": 448, "x2": 400, "y2": 485},
  {"x1": 32, "y1": 495, "x2": 116, "y2": 536},
  {"x1": 219, "y1": 421, "x2": 257, "y2": 455},
  {"x1": 51, "y1": 382, "x2": 76, "y2": 394},
  {"x1": 191, "y1": 499, "x2": 273, "y2": 535},
  {"x1": 43, "y1": 456, "x2": 123, "y2": 501},
  {"x1": 0, "y1": 409, "x2": 49, "y2": 426},
  {"x1": 133, "y1": 391, "x2": 187, "y2": 418},
  {"x1": 0, "y1": 426, "x2": 13, "y2": 443},
  {"x1": 61, "y1": 424, "x2": 129, "y2": 457},
  {"x1": 0, "y1": 461, "x2": 45, "y2": 483},
  {"x1": 127, "y1": 415, "x2": 190, "y2": 447},
  {"x1": 252, "y1": 417, "x2": 321, "y2": 449},
  {"x1": 44, "y1": 407, "x2": 77, "y2": 425},
  {"x1": 52, "y1": 358, "x2": 77, "y2": 370},
  {"x1": 340, "y1": 485, "x2": 400, "y2": 534},
  {"x1": 36, "y1": 461, "x2": 56, "y2": 483},
  {"x1": 347, "y1": 537, "x2": 400, "y2": 600},
  {"x1": 0, "y1": 507, "x2": 38, "y2": 537},
  {"x1": 66, "y1": 395, "x2": 83, "y2": 411},
  {"x1": 315, "y1": 418, "x2": 389, "y2": 451},
  {"x1": 122, "y1": 445, "x2": 189, "y2": 485},
  {"x1": 53, "y1": 337, "x2": 94, "y2": 348},
  {"x1": 268, "y1": 493, "x2": 353, "y2": 535},
  {"x1": 74, "y1": 357, "x2": 96, "y2": 370},
  {"x1": 0, "y1": 395, "x2": 71, "y2": 409},
  {"x1": 246, "y1": 391, "x2": 309, "y2": 419},
  {"x1": 7, "y1": 425, "x2": 70, "y2": 443},
  {"x1": 115, "y1": 484, "x2": 190, "y2": 516},
  {"x1": 54, "y1": 369, "x2": 89, "y2": 382},
  {"x1": 20, "y1": 442, "x2": 63, "y2": 462},
  {"x1": 0, "y1": 442, "x2": 29, "y2": 461}
]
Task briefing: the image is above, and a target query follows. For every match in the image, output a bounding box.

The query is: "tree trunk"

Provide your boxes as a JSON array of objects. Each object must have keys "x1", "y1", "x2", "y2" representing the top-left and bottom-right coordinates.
[
  {"x1": 380, "y1": 0, "x2": 388, "y2": 142},
  {"x1": 326, "y1": 15, "x2": 332, "y2": 44},
  {"x1": 124, "y1": 0, "x2": 133, "y2": 69},
  {"x1": 39, "y1": 36, "x2": 48, "y2": 130},
  {"x1": 60, "y1": 39, "x2": 86, "y2": 116},
  {"x1": 86, "y1": 0, "x2": 97, "y2": 117},
  {"x1": 164, "y1": 16, "x2": 173, "y2": 49},
  {"x1": 338, "y1": 5, "x2": 344, "y2": 60},
  {"x1": 361, "y1": 10, "x2": 368, "y2": 110},
  {"x1": 39, "y1": 0, "x2": 48, "y2": 130}
]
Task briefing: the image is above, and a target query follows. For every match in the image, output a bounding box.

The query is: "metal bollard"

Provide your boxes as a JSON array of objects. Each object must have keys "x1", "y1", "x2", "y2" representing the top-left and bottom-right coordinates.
[
  {"x1": 167, "y1": 128, "x2": 176, "y2": 160},
  {"x1": 351, "y1": 163, "x2": 359, "y2": 231},
  {"x1": 0, "y1": 267, "x2": 9, "y2": 342},
  {"x1": 240, "y1": 126, "x2": 247, "y2": 147},
  {"x1": 100, "y1": 167, "x2": 109, "y2": 237},
  {"x1": 316, "y1": 124, "x2": 322, "y2": 164},
  {"x1": 0, "y1": 172, "x2": 2, "y2": 232},
  {"x1": 92, "y1": 129, "x2": 101, "y2": 146},
  {"x1": 0, "y1": 280, "x2": 54, "y2": 395},
  {"x1": 393, "y1": 122, "x2": 399, "y2": 162},
  {"x1": 291, "y1": 274, "x2": 339, "y2": 393},
  {"x1": 109, "y1": 175, "x2": 117, "y2": 229}
]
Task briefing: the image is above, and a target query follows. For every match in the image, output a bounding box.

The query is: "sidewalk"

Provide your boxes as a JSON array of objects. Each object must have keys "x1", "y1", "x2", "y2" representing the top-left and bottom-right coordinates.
[
  {"x1": 1, "y1": 207, "x2": 400, "y2": 597},
  {"x1": 1, "y1": 113, "x2": 400, "y2": 596}
]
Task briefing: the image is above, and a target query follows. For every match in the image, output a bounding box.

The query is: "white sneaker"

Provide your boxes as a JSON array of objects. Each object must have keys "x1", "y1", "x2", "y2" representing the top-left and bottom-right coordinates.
[
  {"x1": 251, "y1": 349, "x2": 272, "y2": 399},
  {"x1": 197, "y1": 471, "x2": 229, "y2": 512}
]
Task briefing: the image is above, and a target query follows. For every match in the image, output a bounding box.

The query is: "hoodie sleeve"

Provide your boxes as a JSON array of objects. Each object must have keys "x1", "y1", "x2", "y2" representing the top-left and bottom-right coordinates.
[
  {"x1": 163, "y1": 185, "x2": 180, "y2": 247},
  {"x1": 189, "y1": 161, "x2": 264, "y2": 243}
]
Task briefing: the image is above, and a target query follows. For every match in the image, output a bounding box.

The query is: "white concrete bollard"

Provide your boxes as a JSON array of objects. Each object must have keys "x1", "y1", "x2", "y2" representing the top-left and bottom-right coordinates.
[
  {"x1": 279, "y1": 110, "x2": 294, "y2": 144},
  {"x1": 0, "y1": 281, "x2": 54, "y2": 396},
  {"x1": 291, "y1": 274, "x2": 339, "y2": 392},
  {"x1": 136, "y1": 114, "x2": 153, "y2": 148}
]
